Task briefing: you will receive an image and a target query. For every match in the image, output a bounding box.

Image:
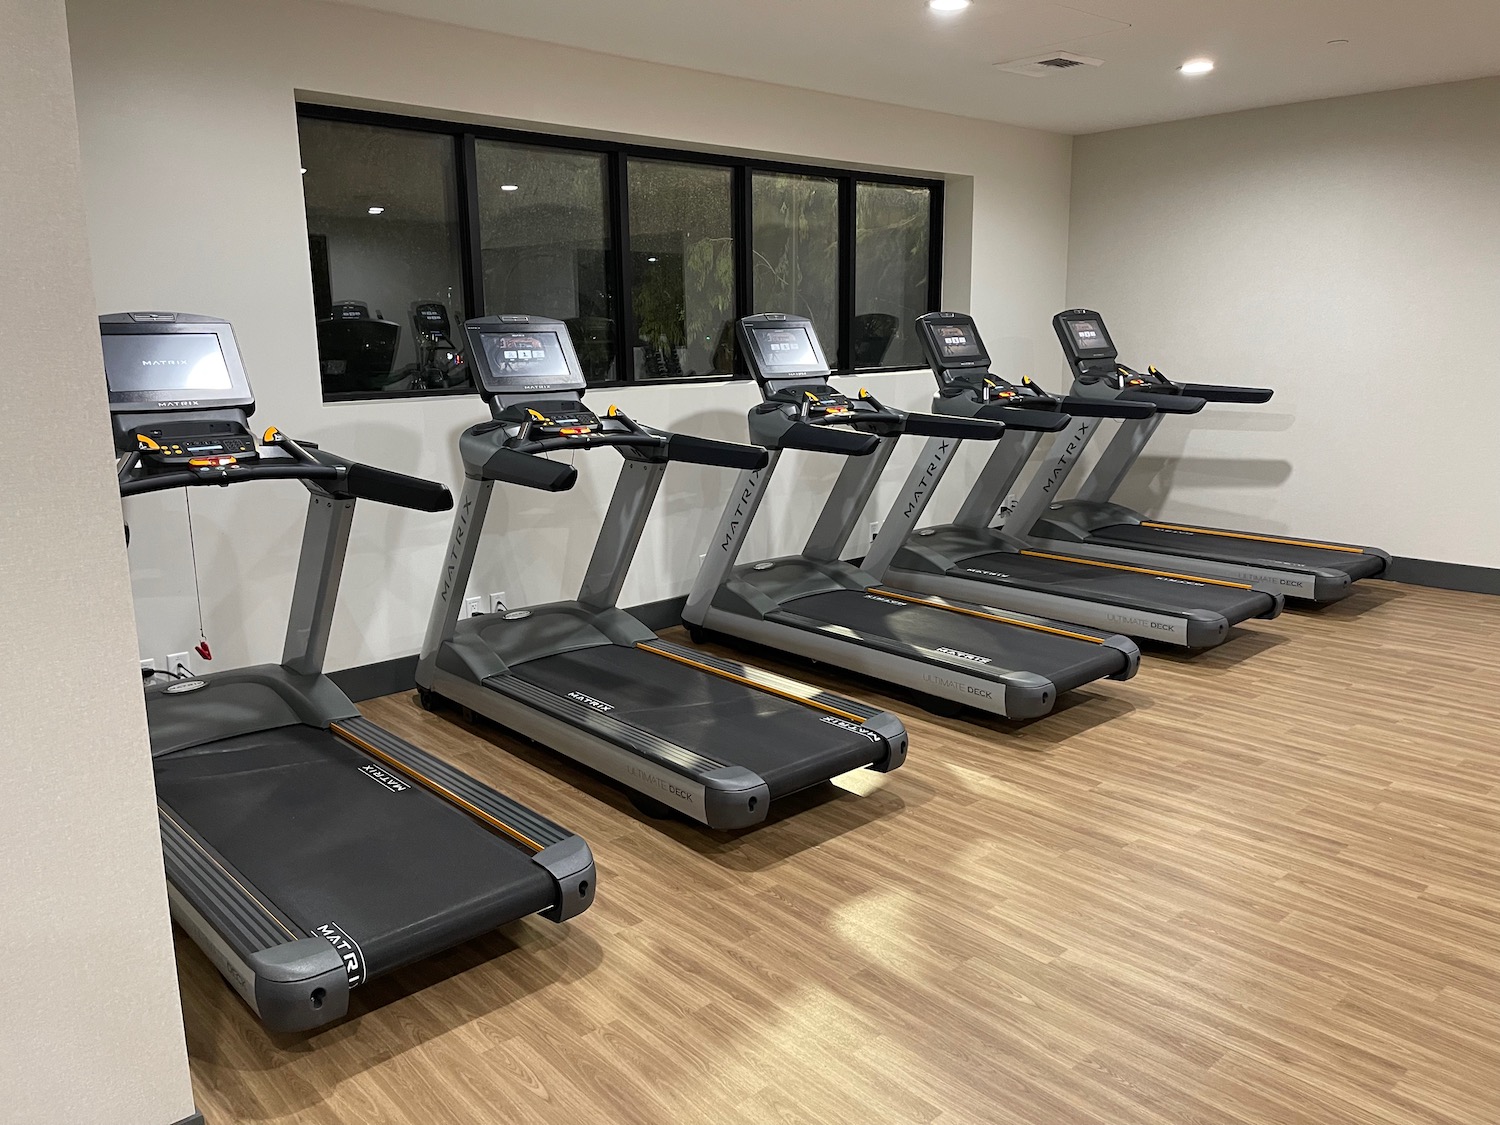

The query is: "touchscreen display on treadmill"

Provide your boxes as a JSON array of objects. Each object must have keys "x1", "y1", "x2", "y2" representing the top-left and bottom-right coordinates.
[
  {"x1": 479, "y1": 331, "x2": 571, "y2": 382},
  {"x1": 752, "y1": 326, "x2": 819, "y2": 369},
  {"x1": 1066, "y1": 319, "x2": 1108, "y2": 353},
  {"x1": 102, "y1": 332, "x2": 232, "y2": 392},
  {"x1": 933, "y1": 324, "x2": 982, "y2": 359}
]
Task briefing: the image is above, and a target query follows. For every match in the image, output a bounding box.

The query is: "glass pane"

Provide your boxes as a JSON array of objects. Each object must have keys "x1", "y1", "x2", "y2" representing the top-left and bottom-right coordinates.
[
  {"x1": 476, "y1": 141, "x2": 616, "y2": 383},
  {"x1": 298, "y1": 118, "x2": 470, "y2": 397},
  {"x1": 626, "y1": 160, "x2": 735, "y2": 379},
  {"x1": 854, "y1": 182, "x2": 932, "y2": 369},
  {"x1": 751, "y1": 172, "x2": 840, "y2": 362}
]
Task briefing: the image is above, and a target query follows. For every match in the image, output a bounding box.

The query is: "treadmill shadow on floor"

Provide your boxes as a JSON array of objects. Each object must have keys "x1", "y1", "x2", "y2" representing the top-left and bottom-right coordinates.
[
  {"x1": 175, "y1": 918, "x2": 605, "y2": 1087},
  {"x1": 1291, "y1": 579, "x2": 1407, "y2": 619},
  {"x1": 1137, "y1": 622, "x2": 1290, "y2": 671},
  {"x1": 913, "y1": 687, "x2": 1141, "y2": 751}
]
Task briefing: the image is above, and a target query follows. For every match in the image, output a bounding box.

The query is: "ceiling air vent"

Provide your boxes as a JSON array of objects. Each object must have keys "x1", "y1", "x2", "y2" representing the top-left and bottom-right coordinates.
[{"x1": 994, "y1": 51, "x2": 1104, "y2": 78}]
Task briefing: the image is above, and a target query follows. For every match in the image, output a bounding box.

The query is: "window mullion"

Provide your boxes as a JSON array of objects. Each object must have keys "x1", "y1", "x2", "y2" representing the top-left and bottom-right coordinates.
[
  {"x1": 455, "y1": 133, "x2": 484, "y2": 322},
  {"x1": 836, "y1": 174, "x2": 856, "y2": 373},
  {"x1": 609, "y1": 150, "x2": 634, "y2": 383}
]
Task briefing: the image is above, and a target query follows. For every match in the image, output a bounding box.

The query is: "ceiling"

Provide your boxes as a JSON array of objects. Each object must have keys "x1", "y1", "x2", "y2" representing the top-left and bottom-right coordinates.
[{"x1": 327, "y1": 0, "x2": 1500, "y2": 134}]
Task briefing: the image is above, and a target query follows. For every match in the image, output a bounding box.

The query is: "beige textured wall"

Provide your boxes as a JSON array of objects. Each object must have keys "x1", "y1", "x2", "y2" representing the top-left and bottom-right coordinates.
[
  {"x1": 65, "y1": 0, "x2": 1073, "y2": 675},
  {"x1": 0, "y1": 1, "x2": 197, "y2": 1123},
  {"x1": 1066, "y1": 78, "x2": 1500, "y2": 567}
]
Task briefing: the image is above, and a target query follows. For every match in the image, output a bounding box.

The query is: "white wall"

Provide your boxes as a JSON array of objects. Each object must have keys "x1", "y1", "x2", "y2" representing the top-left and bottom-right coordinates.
[
  {"x1": 1067, "y1": 77, "x2": 1500, "y2": 568},
  {"x1": 67, "y1": 0, "x2": 1073, "y2": 674},
  {"x1": 0, "y1": 0, "x2": 197, "y2": 1121}
]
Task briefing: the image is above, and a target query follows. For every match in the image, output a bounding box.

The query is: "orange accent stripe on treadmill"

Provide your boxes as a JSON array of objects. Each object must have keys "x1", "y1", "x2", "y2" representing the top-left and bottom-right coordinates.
[
  {"x1": 159, "y1": 807, "x2": 298, "y2": 941},
  {"x1": 866, "y1": 587, "x2": 1106, "y2": 644},
  {"x1": 1018, "y1": 549, "x2": 1254, "y2": 590},
  {"x1": 1140, "y1": 522, "x2": 1369, "y2": 554},
  {"x1": 637, "y1": 643, "x2": 869, "y2": 724},
  {"x1": 331, "y1": 723, "x2": 544, "y2": 853}
]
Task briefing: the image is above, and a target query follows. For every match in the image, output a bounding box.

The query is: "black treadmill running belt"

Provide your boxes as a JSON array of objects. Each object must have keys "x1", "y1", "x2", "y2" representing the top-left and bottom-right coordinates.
[
  {"x1": 512, "y1": 645, "x2": 882, "y2": 797},
  {"x1": 960, "y1": 551, "x2": 1275, "y2": 621},
  {"x1": 781, "y1": 588, "x2": 1127, "y2": 693},
  {"x1": 155, "y1": 725, "x2": 556, "y2": 977},
  {"x1": 1089, "y1": 524, "x2": 1387, "y2": 578}
]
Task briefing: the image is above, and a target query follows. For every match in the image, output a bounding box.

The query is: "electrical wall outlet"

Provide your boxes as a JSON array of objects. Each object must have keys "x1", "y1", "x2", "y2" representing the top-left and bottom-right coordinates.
[
  {"x1": 167, "y1": 651, "x2": 193, "y2": 677},
  {"x1": 140, "y1": 658, "x2": 155, "y2": 679},
  {"x1": 463, "y1": 596, "x2": 484, "y2": 618},
  {"x1": 869, "y1": 520, "x2": 881, "y2": 542},
  {"x1": 487, "y1": 591, "x2": 508, "y2": 615}
]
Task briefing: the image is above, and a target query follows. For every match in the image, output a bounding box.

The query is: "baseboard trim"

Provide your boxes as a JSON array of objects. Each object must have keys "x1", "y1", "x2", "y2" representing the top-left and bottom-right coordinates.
[
  {"x1": 330, "y1": 654, "x2": 418, "y2": 703},
  {"x1": 1389, "y1": 556, "x2": 1500, "y2": 596}
]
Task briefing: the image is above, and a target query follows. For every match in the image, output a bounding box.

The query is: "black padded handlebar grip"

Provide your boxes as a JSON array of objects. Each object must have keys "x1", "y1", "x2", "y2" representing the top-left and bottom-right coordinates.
[
  {"x1": 1057, "y1": 396, "x2": 1156, "y2": 420},
  {"x1": 974, "y1": 405, "x2": 1070, "y2": 432},
  {"x1": 1119, "y1": 390, "x2": 1206, "y2": 415},
  {"x1": 781, "y1": 422, "x2": 881, "y2": 457},
  {"x1": 119, "y1": 463, "x2": 340, "y2": 497},
  {"x1": 902, "y1": 413, "x2": 1005, "y2": 441},
  {"x1": 343, "y1": 462, "x2": 453, "y2": 512},
  {"x1": 480, "y1": 447, "x2": 579, "y2": 492},
  {"x1": 666, "y1": 433, "x2": 769, "y2": 471},
  {"x1": 1180, "y1": 383, "x2": 1275, "y2": 404}
]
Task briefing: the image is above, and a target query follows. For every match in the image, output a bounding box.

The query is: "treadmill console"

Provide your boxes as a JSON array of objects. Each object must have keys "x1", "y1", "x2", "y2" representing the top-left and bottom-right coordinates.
[
  {"x1": 739, "y1": 314, "x2": 832, "y2": 384},
  {"x1": 915, "y1": 312, "x2": 1057, "y2": 409},
  {"x1": 463, "y1": 315, "x2": 586, "y2": 401},
  {"x1": 1053, "y1": 309, "x2": 1176, "y2": 392},
  {"x1": 1054, "y1": 310, "x2": 1118, "y2": 366},
  {"x1": 101, "y1": 312, "x2": 260, "y2": 465}
]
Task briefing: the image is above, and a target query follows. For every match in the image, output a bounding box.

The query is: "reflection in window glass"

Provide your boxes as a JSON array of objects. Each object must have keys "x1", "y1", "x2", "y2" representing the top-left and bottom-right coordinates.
[
  {"x1": 854, "y1": 182, "x2": 932, "y2": 368},
  {"x1": 626, "y1": 160, "x2": 735, "y2": 379},
  {"x1": 298, "y1": 118, "x2": 470, "y2": 397},
  {"x1": 752, "y1": 172, "x2": 840, "y2": 360},
  {"x1": 476, "y1": 141, "x2": 616, "y2": 383}
]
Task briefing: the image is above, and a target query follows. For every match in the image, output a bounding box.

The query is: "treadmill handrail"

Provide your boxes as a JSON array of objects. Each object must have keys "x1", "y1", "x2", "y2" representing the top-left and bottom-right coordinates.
[
  {"x1": 901, "y1": 412, "x2": 1005, "y2": 441},
  {"x1": 974, "y1": 404, "x2": 1072, "y2": 432},
  {"x1": 1119, "y1": 389, "x2": 1206, "y2": 415},
  {"x1": 779, "y1": 421, "x2": 882, "y2": 456},
  {"x1": 119, "y1": 459, "x2": 342, "y2": 497},
  {"x1": 118, "y1": 435, "x2": 455, "y2": 513},
  {"x1": 1058, "y1": 395, "x2": 1156, "y2": 420},
  {"x1": 1179, "y1": 382, "x2": 1276, "y2": 404}
]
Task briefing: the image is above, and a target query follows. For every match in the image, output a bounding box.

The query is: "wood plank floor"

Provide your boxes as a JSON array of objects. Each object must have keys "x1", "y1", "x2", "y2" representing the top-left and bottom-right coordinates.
[{"x1": 178, "y1": 581, "x2": 1500, "y2": 1125}]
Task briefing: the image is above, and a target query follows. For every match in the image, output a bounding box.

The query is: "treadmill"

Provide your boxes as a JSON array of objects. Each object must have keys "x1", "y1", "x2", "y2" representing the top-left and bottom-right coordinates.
[
  {"x1": 415, "y1": 315, "x2": 907, "y2": 830},
  {"x1": 1028, "y1": 309, "x2": 1391, "y2": 602},
  {"x1": 859, "y1": 311, "x2": 1283, "y2": 649},
  {"x1": 683, "y1": 313, "x2": 1141, "y2": 719},
  {"x1": 107, "y1": 312, "x2": 595, "y2": 1033}
]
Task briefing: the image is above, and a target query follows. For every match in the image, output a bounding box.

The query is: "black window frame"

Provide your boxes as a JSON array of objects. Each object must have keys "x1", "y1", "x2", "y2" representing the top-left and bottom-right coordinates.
[{"x1": 297, "y1": 102, "x2": 944, "y2": 399}]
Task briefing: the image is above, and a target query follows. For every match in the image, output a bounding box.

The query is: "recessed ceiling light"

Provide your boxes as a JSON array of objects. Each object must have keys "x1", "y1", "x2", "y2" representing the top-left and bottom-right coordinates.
[
  {"x1": 500, "y1": 184, "x2": 519, "y2": 191},
  {"x1": 927, "y1": 0, "x2": 970, "y2": 12},
  {"x1": 1179, "y1": 57, "x2": 1215, "y2": 76},
  {"x1": 647, "y1": 257, "x2": 658, "y2": 262},
  {"x1": 367, "y1": 206, "x2": 385, "y2": 215}
]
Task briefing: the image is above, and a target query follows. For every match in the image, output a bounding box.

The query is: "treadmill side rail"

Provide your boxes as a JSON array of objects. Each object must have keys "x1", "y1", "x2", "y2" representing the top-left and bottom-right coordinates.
[{"x1": 159, "y1": 806, "x2": 352, "y2": 1032}]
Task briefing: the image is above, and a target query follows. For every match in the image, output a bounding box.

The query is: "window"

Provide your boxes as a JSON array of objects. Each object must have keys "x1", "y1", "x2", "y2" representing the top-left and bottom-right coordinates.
[
  {"x1": 475, "y1": 141, "x2": 616, "y2": 381},
  {"x1": 298, "y1": 117, "x2": 470, "y2": 396},
  {"x1": 855, "y1": 182, "x2": 933, "y2": 370},
  {"x1": 751, "y1": 172, "x2": 840, "y2": 363},
  {"x1": 627, "y1": 160, "x2": 736, "y2": 379},
  {"x1": 297, "y1": 105, "x2": 942, "y2": 399}
]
